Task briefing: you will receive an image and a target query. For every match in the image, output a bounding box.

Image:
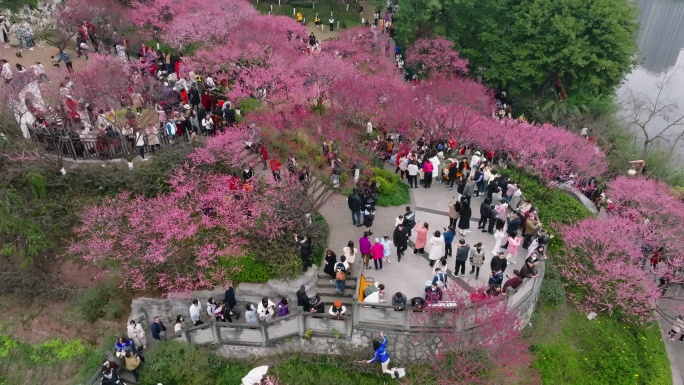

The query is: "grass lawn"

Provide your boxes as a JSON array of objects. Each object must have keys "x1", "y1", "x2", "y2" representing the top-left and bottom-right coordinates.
[{"x1": 525, "y1": 303, "x2": 671, "y2": 385}]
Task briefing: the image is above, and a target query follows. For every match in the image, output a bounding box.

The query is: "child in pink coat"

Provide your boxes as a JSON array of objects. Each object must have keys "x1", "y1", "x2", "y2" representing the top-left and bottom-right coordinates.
[
  {"x1": 506, "y1": 235, "x2": 522, "y2": 263},
  {"x1": 371, "y1": 238, "x2": 385, "y2": 270}
]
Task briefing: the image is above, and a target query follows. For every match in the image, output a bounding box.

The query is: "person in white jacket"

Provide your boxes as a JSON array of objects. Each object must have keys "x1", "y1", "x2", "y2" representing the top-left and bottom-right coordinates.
[
  {"x1": 470, "y1": 151, "x2": 482, "y2": 174},
  {"x1": 668, "y1": 315, "x2": 684, "y2": 341},
  {"x1": 1, "y1": 59, "x2": 12, "y2": 84},
  {"x1": 189, "y1": 299, "x2": 202, "y2": 326},
  {"x1": 127, "y1": 320, "x2": 147, "y2": 350},
  {"x1": 257, "y1": 297, "x2": 275, "y2": 322},
  {"x1": 427, "y1": 231, "x2": 445, "y2": 267},
  {"x1": 201, "y1": 116, "x2": 214, "y2": 135},
  {"x1": 135, "y1": 130, "x2": 148, "y2": 160},
  {"x1": 429, "y1": 155, "x2": 440, "y2": 182}
]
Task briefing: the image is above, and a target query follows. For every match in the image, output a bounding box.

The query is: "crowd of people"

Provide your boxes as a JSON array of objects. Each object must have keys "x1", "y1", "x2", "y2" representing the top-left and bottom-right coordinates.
[
  {"x1": 341, "y1": 138, "x2": 553, "y2": 305},
  {"x1": 8, "y1": 1, "x2": 601, "y2": 382}
]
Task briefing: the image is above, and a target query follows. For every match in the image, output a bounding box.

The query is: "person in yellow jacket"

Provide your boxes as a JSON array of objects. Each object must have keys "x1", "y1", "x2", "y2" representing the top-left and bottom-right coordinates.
[
  {"x1": 296, "y1": 12, "x2": 303, "y2": 24},
  {"x1": 124, "y1": 349, "x2": 141, "y2": 381}
]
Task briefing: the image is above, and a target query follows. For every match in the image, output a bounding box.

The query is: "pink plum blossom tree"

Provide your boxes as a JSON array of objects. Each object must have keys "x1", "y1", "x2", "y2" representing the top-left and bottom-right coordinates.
[
  {"x1": 406, "y1": 37, "x2": 470, "y2": 79},
  {"x1": 409, "y1": 286, "x2": 537, "y2": 384}
]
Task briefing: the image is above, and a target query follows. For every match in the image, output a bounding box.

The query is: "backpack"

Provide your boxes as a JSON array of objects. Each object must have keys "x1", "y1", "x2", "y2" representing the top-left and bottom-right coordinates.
[
  {"x1": 335, "y1": 263, "x2": 347, "y2": 280},
  {"x1": 336, "y1": 270, "x2": 347, "y2": 281},
  {"x1": 433, "y1": 272, "x2": 446, "y2": 288}
]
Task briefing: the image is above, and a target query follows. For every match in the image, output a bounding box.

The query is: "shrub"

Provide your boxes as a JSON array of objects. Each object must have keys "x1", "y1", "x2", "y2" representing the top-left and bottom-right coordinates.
[
  {"x1": 539, "y1": 278, "x2": 565, "y2": 305},
  {"x1": 508, "y1": 169, "x2": 593, "y2": 225},
  {"x1": 139, "y1": 342, "x2": 223, "y2": 385},
  {"x1": 309, "y1": 214, "x2": 330, "y2": 266},
  {"x1": 73, "y1": 286, "x2": 109, "y2": 323},
  {"x1": 371, "y1": 167, "x2": 410, "y2": 207},
  {"x1": 374, "y1": 176, "x2": 398, "y2": 196},
  {"x1": 215, "y1": 255, "x2": 276, "y2": 285},
  {"x1": 72, "y1": 281, "x2": 131, "y2": 323},
  {"x1": 103, "y1": 299, "x2": 126, "y2": 320},
  {"x1": 539, "y1": 260, "x2": 565, "y2": 305},
  {"x1": 29, "y1": 338, "x2": 88, "y2": 363},
  {"x1": 57, "y1": 143, "x2": 195, "y2": 199}
]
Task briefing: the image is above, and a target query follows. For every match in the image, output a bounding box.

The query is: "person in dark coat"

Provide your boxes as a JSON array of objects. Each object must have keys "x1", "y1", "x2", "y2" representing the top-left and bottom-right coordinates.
[
  {"x1": 498, "y1": 174, "x2": 509, "y2": 192},
  {"x1": 309, "y1": 294, "x2": 325, "y2": 314},
  {"x1": 295, "y1": 234, "x2": 313, "y2": 271},
  {"x1": 363, "y1": 209, "x2": 375, "y2": 234},
  {"x1": 100, "y1": 367, "x2": 122, "y2": 385},
  {"x1": 348, "y1": 188, "x2": 363, "y2": 226},
  {"x1": 402, "y1": 206, "x2": 416, "y2": 236},
  {"x1": 392, "y1": 224, "x2": 409, "y2": 262},
  {"x1": 447, "y1": 162, "x2": 458, "y2": 190},
  {"x1": 490, "y1": 251, "x2": 508, "y2": 274},
  {"x1": 224, "y1": 285, "x2": 237, "y2": 314},
  {"x1": 297, "y1": 285, "x2": 310, "y2": 312},
  {"x1": 323, "y1": 249, "x2": 337, "y2": 280},
  {"x1": 188, "y1": 86, "x2": 200, "y2": 110},
  {"x1": 150, "y1": 316, "x2": 166, "y2": 341},
  {"x1": 478, "y1": 197, "x2": 492, "y2": 230},
  {"x1": 456, "y1": 175, "x2": 466, "y2": 197},
  {"x1": 486, "y1": 204, "x2": 497, "y2": 234},
  {"x1": 486, "y1": 177, "x2": 499, "y2": 199},
  {"x1": 457, "y1": 202, "x2": 472, "y2": 236}
]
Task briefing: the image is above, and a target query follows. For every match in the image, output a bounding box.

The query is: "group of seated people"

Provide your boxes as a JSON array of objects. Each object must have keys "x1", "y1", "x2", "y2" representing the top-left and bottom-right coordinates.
[{"x1": 296, "y1": 285, "x2": 349, "y2": 320}]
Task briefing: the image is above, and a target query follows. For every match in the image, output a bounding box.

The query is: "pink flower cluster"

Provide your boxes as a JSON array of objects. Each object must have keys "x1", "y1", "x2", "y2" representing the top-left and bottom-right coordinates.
[
  {"x1": 68, "y1": 130, "x2": 296, "y2": 293},
  {"x1": 557, "y1": 176, "x2": 684, "y2": 323}
]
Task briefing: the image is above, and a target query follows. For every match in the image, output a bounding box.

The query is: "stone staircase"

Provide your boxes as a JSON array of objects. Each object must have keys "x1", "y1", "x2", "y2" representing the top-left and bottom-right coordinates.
[{"x1": 314, "y1": 271, "x2": 357, "y2": 306}]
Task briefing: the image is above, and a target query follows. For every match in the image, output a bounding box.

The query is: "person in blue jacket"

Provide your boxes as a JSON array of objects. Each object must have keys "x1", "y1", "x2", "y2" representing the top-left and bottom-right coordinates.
[
  {"x1": 443, "y1": 226, "x2": 455, "y2": 258},
  {"x1": 364, "y1": 332, "x2": 399, "y2": 377}
]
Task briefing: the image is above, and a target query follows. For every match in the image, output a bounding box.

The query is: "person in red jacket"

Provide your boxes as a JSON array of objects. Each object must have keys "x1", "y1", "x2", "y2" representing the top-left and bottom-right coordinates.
[
  {"x1": 650, "y1": 246, "x2": 664, "y2": 269},
  {"x1": 201, "y1": 91, "x2": 212, "y2": 110},
  {"x1": 269, "y1": 158, "x2": 282, "y2": 181},
  {"x1": 260, "y1": 145, "x2": 269, "y2": 170},
  {"x1": 423, "y1": 161, "x2": 434, "y2": 188}
]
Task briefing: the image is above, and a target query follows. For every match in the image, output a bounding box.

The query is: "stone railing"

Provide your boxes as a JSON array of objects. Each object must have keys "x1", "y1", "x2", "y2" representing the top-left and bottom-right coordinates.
[
  {"x1": 154, "y1": 261, "x2": 545, "y2": 348},
  {"x1": 111, "y1": 260, "x2": 545, "y2": 366},
  {"x1": 168, "y1": 308, "x2": 353, "y2": 348},
  {"x1": 506, "y1": 262, "x2": 546, "y2": 326}
]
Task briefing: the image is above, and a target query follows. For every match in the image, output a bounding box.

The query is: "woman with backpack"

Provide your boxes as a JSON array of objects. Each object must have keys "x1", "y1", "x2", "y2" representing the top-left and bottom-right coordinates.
[{"x1": 335, "y1": 256, "x2": 350, "y2": 294}]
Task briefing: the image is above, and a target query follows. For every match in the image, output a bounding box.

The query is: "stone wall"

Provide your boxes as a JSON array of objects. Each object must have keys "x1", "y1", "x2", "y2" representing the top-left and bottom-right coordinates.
[{"x1": 215, "y1": 329, "x2": 439, "y2": 363}]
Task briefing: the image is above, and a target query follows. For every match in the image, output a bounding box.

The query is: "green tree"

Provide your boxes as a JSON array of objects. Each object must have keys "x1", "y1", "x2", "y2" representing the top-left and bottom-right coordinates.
[{"x1": 396, "y1": 0, "x2": 638, "y2": 97}]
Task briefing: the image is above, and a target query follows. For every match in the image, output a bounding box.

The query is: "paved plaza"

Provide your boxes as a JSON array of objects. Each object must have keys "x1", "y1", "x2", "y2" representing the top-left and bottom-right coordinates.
[{"x1": 319, "y1": 167, "x2": 528, "y2": 301}]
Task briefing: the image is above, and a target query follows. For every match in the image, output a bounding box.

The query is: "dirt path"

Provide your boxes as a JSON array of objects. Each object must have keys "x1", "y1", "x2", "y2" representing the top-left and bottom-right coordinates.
[{"x1": 0, "y1": 37, "x2": 87, "y2": 74}]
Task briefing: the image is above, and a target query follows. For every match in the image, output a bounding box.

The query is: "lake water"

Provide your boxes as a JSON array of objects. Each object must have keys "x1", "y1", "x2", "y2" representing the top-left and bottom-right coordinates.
[{"x1": 617, "y1": 0, "x2": 684, "y2": 162}]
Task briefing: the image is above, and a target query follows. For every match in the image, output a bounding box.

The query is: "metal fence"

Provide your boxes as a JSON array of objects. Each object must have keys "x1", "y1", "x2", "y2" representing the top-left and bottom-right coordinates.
[{"x1": 30, "y1": 130, "x2": 177, "y2": 161}]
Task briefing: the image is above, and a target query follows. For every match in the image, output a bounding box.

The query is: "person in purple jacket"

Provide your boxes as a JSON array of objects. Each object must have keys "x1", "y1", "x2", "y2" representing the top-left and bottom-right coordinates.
[
  {"x1": 359, "y1": 231, "x2": 372, "y2": 269},
  {"x1": 276, "y1": 297, "x2": 289, "y2": 317},
  {"x1": 364, "y1": 332, "x2": 399, "y2": 377}
]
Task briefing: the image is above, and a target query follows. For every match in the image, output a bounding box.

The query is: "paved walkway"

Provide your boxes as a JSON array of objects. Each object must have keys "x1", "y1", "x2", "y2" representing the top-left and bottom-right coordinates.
[
  {"x1": 659, "y1": 294, "x2": 684, "y2": 385},
  {"x1": 319, "y1": 164, "x2": 528, "y2": 301}
]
